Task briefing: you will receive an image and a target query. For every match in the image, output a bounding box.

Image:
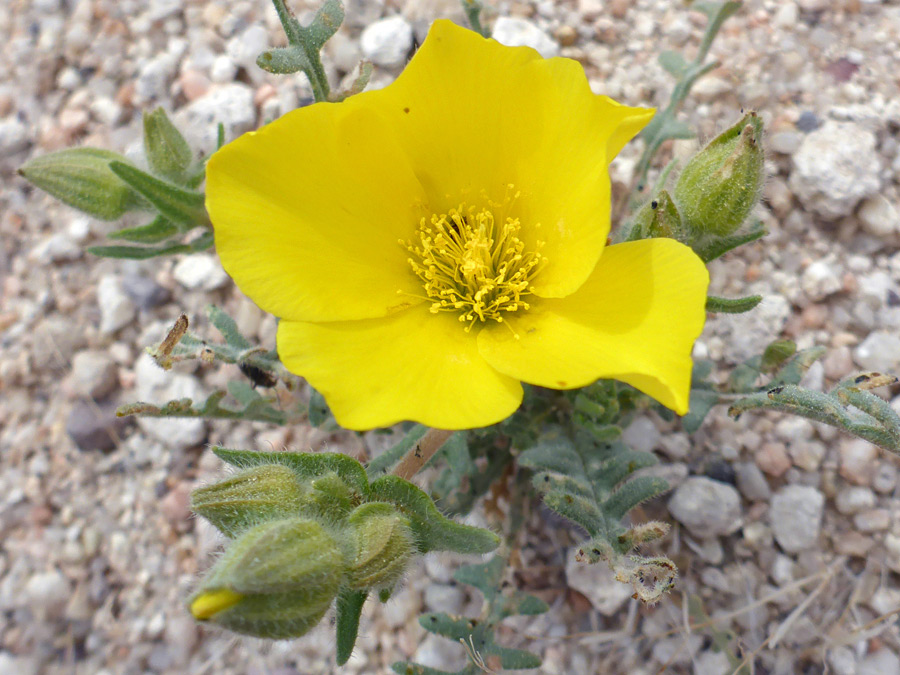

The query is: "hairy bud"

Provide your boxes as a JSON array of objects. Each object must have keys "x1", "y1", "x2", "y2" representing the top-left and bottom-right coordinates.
[
  {"x1": 297, "y1": 471, "x2": 357, "y2": 520},
  {"x1": 189, "y1": 518, "x2": 345, "y2": 638},
  {"x1": 191, "y1": 464, "x2": 306, "y2": 538},
  {"x1": 674, "y1": 111, "x2": 765, "y2": 237},
  {"x1": 142, "y1": 107, "x2": 193, "y2": 182},
  {"x1": 345, "y1": 503, "x2": 414, "y2": 590},
  {"x1": 18, "y1": 148, "x2": 144, "y2": 220}
]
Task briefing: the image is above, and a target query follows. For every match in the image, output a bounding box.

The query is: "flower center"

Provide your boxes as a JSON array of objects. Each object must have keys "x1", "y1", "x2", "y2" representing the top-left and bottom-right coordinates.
[{"x1": 403, "y1": 203, "x2": 545, "y2": 331}]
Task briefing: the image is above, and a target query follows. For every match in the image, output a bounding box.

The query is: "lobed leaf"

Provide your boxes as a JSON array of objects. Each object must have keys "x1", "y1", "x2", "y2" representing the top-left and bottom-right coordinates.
[{"x1": 368, "y1": 476, "x2": 500, "y2": 555}]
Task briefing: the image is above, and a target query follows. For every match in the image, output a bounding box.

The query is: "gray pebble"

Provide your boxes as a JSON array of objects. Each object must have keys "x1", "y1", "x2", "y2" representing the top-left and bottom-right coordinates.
[
  {"x1": 834, "y1": 486, "x2": 876, "y2": 514},
  {"x1": 854, "y1": 331, "x2": 900, "y2": 373},
  {"x1": 175, "y1": 83, "x2": 256, "y2": 156},
  {"x1": 30, "y1": 233, "x2": 81, "y2": 264},
  {"x1": 769, "y1": 485, "x2": 824, "y2": 553},
  {"x1": 796, "y1": 110, "x2": 820, "y2": 132},
  {"x1": 853, "y1": 508, "x2": 890, "y2": 532},
  {"x1": 423, "y1": 583, "x2": 466, "y2": 615},
  {"x1": 735, "y1": 462, "x2": 771, "y2": 501},
  {"x1": 120, "y1": 274, "x2": 171, "y2": 309},
  {"x1": 872, "y1": 462, "x2": 898, "y2": 493},
  {"x1": 828, "y1": 647, "x2": 857, "y2": 675},
  {"x1": 668, "y1": 477, "x2": 742, "y2": 538},
  {"x1": 858, "y1": 194, "x2": 899, "y2": 238},
  {"x1": 790, "y1": 120, "x2": 881, "y2": 221},
  {"x1": 71, "y1": 350, "x2": 119, "y2": 399},
  {"x1": 173, "y1": 253, "x2": 230, "y2": 291},
  {"x1": 492, "y1": 17, "x2": 559, "y2": 58},
  {"x1": 65, "y1": 400, "x2": 128, "y2": 452},
  {"x1": 24, "y1": 570, "x2": 69, "y2": 613},
  {"x1": 97, "y1": 275, "x2": 136, "y2": 335},
  {"x1": 859, "y1": 649, "x2": 900, "y2": 675},
  {"x1": 565, "y1": 547, "x2": 632, "y2": 615},
  {"x1": 769, "y1": 130, "x2": 802, "y2": 154},
  {"x1": 621, "y1": 415, "x2": 660, "y2": 454},
  {"x1": 360, "y1": 16, "x2": 414, "y2": 68},
  {"x1": 0, "y1": 117, "x2": 29, "y2": 156}
]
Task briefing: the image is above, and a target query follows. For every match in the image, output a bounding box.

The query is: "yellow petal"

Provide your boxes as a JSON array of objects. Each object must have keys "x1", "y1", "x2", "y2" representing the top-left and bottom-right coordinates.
[
  {"x1": 191, "y1": 589, "x2": 243, "y2": 620},
  {"x1": 277, "y1": 306, "x2": 523, "y2": 430},
  {"x1": 476, "y1": 239, "x2": 709, "y2": 414},
  {"x1": 206, "y1": 102, "x2": 428, "y2": 323},
  {"x1": 361, "y1": 20, "x2": 654, "y2": 298}
]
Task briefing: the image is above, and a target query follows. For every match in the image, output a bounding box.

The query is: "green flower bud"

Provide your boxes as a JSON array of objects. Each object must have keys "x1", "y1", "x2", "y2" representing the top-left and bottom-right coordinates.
[
  {"x1": 143, "y1": 107, "x2": 193, "y2": 182},
  {"x1": 298, "y1": 471, "x2": 357, "y2": 520},
  {"x1": 674, "y1": 111, "x2": 765, "y2": 237},
  {"x1": 18, "y1": 148, "x2": 145, "y2": 220},
  {"x1": 189, "y1": 518, "x2": 345, "y2": 639},
  {"x1": 345, "y1": 503, "x2": 414, "y2": 591},
  {"x1": 628, "y1": 190, "x2": 684, "y2": 241},
  {"x1": 191, "y1": 464, "x2": 306, "y2": 538}
]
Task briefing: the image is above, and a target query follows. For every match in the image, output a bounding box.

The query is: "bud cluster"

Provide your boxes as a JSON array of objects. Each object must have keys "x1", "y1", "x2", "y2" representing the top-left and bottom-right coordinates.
[
  {"x1": 187, "y1": 449, "x2": 499, "y2": 641},
  {"x1": 189, "y1": 462, "x2": 414, "y2": 638}
]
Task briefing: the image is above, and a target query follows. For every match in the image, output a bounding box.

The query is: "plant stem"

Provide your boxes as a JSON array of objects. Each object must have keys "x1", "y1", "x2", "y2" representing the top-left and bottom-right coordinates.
[
  {"x1": 271, "y1": 0, "x2": 301, "y2": 43},
  {"x1": 268, "y1": 0, "x2": 332, "y2": 102},
  {"x1": 392, "y1": 428, "x2": 455, "y2": 480}
]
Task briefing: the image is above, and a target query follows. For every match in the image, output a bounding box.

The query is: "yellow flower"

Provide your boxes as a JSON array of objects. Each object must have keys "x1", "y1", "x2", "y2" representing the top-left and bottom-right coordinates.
[{"x1": 207, "y1": 20, "x2": 709, "y2": 431}]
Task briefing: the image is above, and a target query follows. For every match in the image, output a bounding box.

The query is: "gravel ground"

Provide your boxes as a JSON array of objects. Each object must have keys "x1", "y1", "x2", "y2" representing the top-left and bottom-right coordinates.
[{"x1": 3, "y1": 0, "x2": 900, "y2": 673}]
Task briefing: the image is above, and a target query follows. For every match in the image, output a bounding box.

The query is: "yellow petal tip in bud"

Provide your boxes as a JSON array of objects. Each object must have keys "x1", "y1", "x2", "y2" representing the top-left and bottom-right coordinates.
[{"x1": 191, "y1": 588, "x2": 244, "y2": 620}]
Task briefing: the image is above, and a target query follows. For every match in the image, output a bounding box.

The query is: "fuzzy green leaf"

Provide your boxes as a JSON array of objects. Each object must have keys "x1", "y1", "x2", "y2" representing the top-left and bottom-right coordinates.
[
  {"x1": 706, "y1": 294, "x2": 763, "y2": 314},
  {"x1": 683, "y1": 389, "x2": 720, "y2": 433},
  {"x1": 257, "y1": 45, "x2": 312, "y2": 74},
  {"x1": 335, "y1": 590, "x2": 367, "y2": 666},
  {"x1": 207, "y1": 304, "x2": 253, "y2": 349},
  {"x1": 453, "y1": 555, "x2": 503, "y2": 597},
  {"x1": 594, "y1": 449, "x2": 659, "y2": 495},
  {"x1": 368, "y1": 476, "x2": 500, "y2": 555},
  {"x1": 542, "y1": 490, "x2": 604, "y2": 536},
  {"x1": 761, "y1": 339, "x2": 797, "y2": 372},
  {"x1": 603, "y1": 476, "x2": 671, "y2": 521},
  {"x1": 108, "y1": 215, "x2": 178, "y2": 243},
  {"x1": 392, "y1": 664, "x2": 470, "y2": 675},
  {"x1": 696, "y1": 219, "x2": 766, "y2": 262},
  {"x1": 227, "y1": 379, "x2": 262, "y2": 406},
  {"x1": 518, "y1": 439, "x2": 585, "y2": 480},
  {"x1": 109, "y1": 160, "x2": 207, "y2": 228},
  {"x1": 306, "y1": 0, "x2": 344, "y2": 48},
  {"x1": 770, "y1": 346, "x2": 827, "y2": 386},
  {"x1": 659, "y1": 50, "x2": 688, "y2": 77},
  {"x1": 87, "y1": 242, "x2": 192, "y2": 259}
]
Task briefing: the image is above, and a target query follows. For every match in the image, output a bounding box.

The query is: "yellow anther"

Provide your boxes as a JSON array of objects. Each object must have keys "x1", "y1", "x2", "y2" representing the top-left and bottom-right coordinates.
[{"x1": 404, "y1": 198, "x2": 545, "y2": 328}]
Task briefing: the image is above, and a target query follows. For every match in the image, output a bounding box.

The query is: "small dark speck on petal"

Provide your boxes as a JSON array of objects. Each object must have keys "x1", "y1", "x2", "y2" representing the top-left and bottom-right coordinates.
[{"x1": 403, "y1": 107, "x2": 410, "y2": 113}]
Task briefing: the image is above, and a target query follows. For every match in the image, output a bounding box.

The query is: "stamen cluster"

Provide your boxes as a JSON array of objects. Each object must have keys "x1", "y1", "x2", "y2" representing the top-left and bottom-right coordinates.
[{"x1": 405, "y1": 204, "x2": 545, "y2": 330}]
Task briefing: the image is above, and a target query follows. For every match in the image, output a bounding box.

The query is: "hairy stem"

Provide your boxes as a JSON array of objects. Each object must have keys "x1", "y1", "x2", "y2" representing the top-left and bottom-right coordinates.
[{"x1": 392, "y1": 428, "x2": 455, "y2": 480}]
